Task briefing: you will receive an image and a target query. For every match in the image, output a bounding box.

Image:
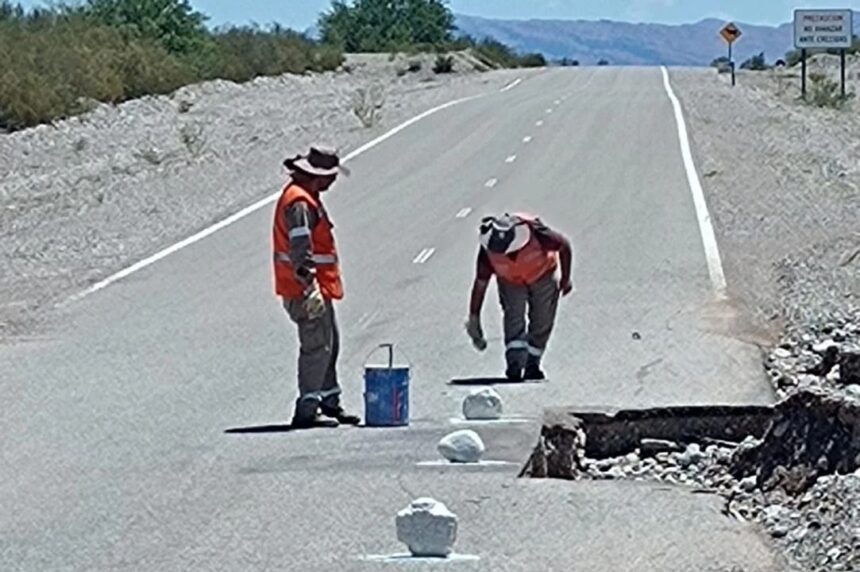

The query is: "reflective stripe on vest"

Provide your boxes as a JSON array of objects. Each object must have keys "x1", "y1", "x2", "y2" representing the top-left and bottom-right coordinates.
[
  {"x1": 272, "y1": 183, "x2": 343, "y2": 300},
  {"x1": 274, "y1": 252, "x2": 339, "y2": 265}
]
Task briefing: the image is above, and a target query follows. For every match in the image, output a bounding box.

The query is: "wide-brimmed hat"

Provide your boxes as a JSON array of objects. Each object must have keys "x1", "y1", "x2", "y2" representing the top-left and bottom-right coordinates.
[
  {"x1": 284, "y1": 146, "x2": 350, "y2": 177},
  {"x1": 480, "y1": 214, "x2": 531, "y2": 254}
]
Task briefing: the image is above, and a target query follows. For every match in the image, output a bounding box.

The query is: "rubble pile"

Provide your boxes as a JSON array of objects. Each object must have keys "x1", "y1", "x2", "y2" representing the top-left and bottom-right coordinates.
[
  {"x1": 765, "y1": 313, "x2": 860, "y2": 400},
  {"x1": 521, "y1": 314, "x2": 860, "y2": 571}
]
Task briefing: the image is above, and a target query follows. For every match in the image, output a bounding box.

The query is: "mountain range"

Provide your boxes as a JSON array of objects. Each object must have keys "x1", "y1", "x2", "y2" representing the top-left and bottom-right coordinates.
[{"x1": 454, "y1": 13, "x2": 860, "y2": 66}]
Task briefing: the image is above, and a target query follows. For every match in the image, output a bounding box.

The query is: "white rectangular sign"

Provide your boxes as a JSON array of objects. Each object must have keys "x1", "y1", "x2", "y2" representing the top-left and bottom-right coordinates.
[{"x1": 794, "y1": 9, "x2": 854, "y2": 49}]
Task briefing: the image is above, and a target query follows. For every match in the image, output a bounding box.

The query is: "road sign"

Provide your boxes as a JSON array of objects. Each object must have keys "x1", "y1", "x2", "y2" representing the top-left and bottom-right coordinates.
[
  {"x1": 794, "y1": 9, "x2": 853, "y2": 49},
  {"x1": 720, "y1": 22, "x2": 742, "y2": 44}
]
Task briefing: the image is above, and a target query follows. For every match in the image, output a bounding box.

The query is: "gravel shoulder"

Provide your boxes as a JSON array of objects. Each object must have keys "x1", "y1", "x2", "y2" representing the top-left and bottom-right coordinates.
[
  {"x1": 670, "y1": 59, "x2": 860, "y2": 336},
  {"x1": 0, "y1": 54, "x2": 527, "y2": 341}
]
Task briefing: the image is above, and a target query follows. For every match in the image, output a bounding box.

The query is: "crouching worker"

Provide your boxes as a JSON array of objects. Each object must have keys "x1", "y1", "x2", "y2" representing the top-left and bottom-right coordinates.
[
  {"x1": 465, "y1": 214, "x2": 574, "y2": 381},
  {"x1": 273, "y1": 146, "x2": 361, "y2": 429}
]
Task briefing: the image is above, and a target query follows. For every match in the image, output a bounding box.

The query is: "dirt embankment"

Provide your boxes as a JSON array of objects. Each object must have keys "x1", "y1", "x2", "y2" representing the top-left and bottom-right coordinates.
[
  {"x1": 670, "y1": 58, "x2": 860, "y2": 335},
  {"x1": 0, "y1": 54, "x2": 523, "y2": 340}
]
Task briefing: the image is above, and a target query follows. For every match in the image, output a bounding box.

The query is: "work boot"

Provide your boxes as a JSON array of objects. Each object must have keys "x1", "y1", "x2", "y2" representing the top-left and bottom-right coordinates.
[
  {"x1": 291, "y1": 397, "x2": 338, "y2": 429},
  {"x1": 524, "y1": 363, "x2": 546, "y2": 381},
  {"x1": 290, "y1": 413, "x2": 339, "y2": 430},
  {"x1": 320, "y1": 405, "x2": 361, "y2": 426},
  {"x1": 505, "y1": 364, "x2": 523, "y2": 382}
]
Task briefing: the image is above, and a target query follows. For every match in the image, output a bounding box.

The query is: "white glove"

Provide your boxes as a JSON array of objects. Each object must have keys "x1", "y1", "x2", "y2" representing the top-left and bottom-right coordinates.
[
  {"x1": 465, "y1": 314, "x2": 487, "y2": 351},
  {"x1": 303, "y1": 284, "x2": 326, "y2": 320}
]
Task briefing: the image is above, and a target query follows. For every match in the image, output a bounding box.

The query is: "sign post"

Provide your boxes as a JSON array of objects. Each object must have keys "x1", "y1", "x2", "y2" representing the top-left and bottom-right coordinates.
[
  {"x1": 793, "y1": 9, "x2": 854, "y2": 100},
  {"x1": 720, "y1": 22, "x2": 743, "y2": 87}
]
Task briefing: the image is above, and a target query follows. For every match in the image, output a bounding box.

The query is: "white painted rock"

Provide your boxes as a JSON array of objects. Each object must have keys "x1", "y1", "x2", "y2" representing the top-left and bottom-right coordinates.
[
  {"x1": 437, "y1": 430, "x2": 485, "y2": 463},
  {"x1": 396, "y1": 498, "x2": 458, "y2": 557},
  {"x1": 462, "y1": 388, "x2": 503, "y2": 420}
]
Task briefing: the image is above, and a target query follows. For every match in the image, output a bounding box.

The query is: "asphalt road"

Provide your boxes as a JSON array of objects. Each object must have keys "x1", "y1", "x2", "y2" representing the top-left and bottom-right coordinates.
[{"x1": 1, "y1": 68, "x2": 785, "y2": 571}]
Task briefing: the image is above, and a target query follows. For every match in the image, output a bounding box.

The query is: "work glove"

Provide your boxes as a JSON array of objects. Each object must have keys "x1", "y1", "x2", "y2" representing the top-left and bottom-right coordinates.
[
  {"x1": 465, "y1": 314, "x2": 487, "y2": 351},
  {"x1": 303, "y1": 284, "x2": 326, "y2": 321}
]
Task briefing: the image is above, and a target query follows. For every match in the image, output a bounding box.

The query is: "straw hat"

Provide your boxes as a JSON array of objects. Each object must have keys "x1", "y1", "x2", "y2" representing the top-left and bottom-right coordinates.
[
  {"x1": 480, "y1": 214, "x2": 531, "y2": 254},
  {"x1": 284, "y1": 146, "x2": 350, "y2": 177}
]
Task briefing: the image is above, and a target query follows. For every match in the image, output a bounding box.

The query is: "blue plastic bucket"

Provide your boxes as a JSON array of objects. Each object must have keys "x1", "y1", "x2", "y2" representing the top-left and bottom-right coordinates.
[{"x1": 364, "y1": 344, "x2": 410, "y2": 427}]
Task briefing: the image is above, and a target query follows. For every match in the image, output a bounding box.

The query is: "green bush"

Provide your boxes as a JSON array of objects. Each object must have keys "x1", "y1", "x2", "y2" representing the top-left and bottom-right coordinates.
[
  {"x1": 80, "y1": 0, "x2": 209, "y2": 56},
  {"x1": 210, "y1": 26, "x2": 342, "y2": 82},
  {"x1": 473, "y1": 37, "x2": 518, "y2": 68},
  {"x1": 0, "y1": 16, "x2": 193, "y2": 129},
  {"x1": 805, "y1": 72, "x2": 855, "y2": 109},
  {"x1": 740, "y1": 52, "x2": 768, "y2": 71},
  {"x1": 433, "y1": 54, "x2": 454, "y2": 74},
  {"x1": 0, "y1": 2, "x2": 343, "y2": 129},
  {"x1": 319, "y1": 0, "x2": 454, "y2": 52},
  {"x1": 518, "y1": 53, "x2": 546, "y2": 68}
]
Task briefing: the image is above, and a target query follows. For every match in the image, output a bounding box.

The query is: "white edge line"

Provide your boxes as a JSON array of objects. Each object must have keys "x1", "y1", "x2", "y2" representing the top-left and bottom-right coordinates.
[
  {"x1": 660, "y1": 66, "x2": 728, "y2": 299},
  {"x1": 67, "y1": 93, "x2": 484, "y2": 303},
  {"x1": 500, "y1": 78, "x2": 522, "y2": 92},
  {"x1": 456, "y1": 208, "x2": 472, "y2": 218},
  {"x1": 485, "y1": 178, "x2": 498, "y2": 188}
]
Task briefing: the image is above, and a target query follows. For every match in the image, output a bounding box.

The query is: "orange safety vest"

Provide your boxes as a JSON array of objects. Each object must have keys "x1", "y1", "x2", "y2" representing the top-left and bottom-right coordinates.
[
  {"x1": 272, "y1": 184, "x2": 344, "y2": 300},
  {"x1": 486, "y1": 218, "x2": 557, "y2": 286}
]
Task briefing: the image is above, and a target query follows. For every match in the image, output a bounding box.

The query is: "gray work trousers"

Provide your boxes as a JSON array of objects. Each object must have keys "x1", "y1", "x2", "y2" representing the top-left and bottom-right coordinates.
[
  {"x1": 497, "y1": 272, "x2": 560, "y2": 370},
  {"x1": 284, "y1": 298, "x2": 341, "y2": 419}
]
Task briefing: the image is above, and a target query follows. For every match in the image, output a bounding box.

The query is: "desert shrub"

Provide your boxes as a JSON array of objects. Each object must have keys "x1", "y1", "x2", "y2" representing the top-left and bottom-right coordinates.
[
  {"x1": 519, "y1": 53, "x2": 546, "y2": 68},
  {"x1": 740, "y1": 52, "x2": 768, "y2": 71},
  {"x1": 805, "y1": 72, "x2": 855, "y2": 109},
  {"x1": 0, "y1": 2, "x2": 342, "y2": 129},
  {"x1": 352, "y1": 85, "x2": 385, "y2": 128},
  {"x1": 433, "y1": 54, "x2": 454, "y2": 73}
]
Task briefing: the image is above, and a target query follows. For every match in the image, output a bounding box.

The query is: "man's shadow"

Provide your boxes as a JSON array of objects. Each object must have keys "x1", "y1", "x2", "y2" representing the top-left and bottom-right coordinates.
[
  {"x1": 224, "y1": 424, "x2": 295, "y2": 434},
  {"x1": 448, "y1": 377, "x2": 547, "y2": 386}
]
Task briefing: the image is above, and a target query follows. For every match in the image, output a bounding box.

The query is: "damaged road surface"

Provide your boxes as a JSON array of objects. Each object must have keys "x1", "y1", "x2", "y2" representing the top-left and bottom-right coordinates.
[{"x1": 1, "y1": 68, "x2": 788, "y2": 570}]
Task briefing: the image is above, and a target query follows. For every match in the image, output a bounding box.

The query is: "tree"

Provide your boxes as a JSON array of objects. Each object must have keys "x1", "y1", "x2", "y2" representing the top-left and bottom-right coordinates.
[
  {"x1": 558, "y1": 57, "x2": 579, "y2": 67},
  {"x1": 319, "y1": 0, "x2": 454, "y2": 52},
  {"x1": 740, "y1": 51, "x2": 767, "y2": 71},
  {"x1": 710, "y1": 56, "x2": 730, "y2": 68},
  {"x1": 0, "y1": 1, "x2": 25, "y2": 22},
  {"x1": 519, "y1": 52, "x2": 546, "y2": 68},
  {"x1": 82, "y1": 0, "x2": 209, "y2": 55},
  {"x1": 597, "y1": 58, "x2": 609, "y2": 66}
]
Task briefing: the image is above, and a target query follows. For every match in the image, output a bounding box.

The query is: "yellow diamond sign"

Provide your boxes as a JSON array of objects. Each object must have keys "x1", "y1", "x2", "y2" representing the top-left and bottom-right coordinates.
[{"x1": 720, "y1": 22, "x2": 742, "y2": 44}]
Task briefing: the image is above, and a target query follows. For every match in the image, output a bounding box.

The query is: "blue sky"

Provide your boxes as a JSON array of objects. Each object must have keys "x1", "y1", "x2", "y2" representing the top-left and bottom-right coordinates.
[{"x1": 18, "y1": 0, "x2": 860, "y2": 30}]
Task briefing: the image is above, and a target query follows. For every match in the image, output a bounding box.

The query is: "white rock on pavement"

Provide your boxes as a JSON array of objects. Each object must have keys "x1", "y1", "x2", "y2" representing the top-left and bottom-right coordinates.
[
  {"x1": 462, "y1": 388, "x2": 503, "y2": 420},
  {"x1": 437, "y1": 430, "x2": 485, "y2": 463},
  {"x1": 396, "y1": 498, "x2": 458, "y2": 558}
]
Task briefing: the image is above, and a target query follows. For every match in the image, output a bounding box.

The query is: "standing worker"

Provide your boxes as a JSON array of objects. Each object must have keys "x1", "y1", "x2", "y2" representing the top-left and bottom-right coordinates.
[
  {"x1": 273, "y1": 146, "x2": 361, "y2": 429},
  {"x1": 465, "y1": 213, "x2": 574, "y2": 381}
]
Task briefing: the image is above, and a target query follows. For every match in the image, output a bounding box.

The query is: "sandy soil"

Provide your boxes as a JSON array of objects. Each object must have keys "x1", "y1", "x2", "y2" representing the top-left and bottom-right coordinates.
[
  {"x1": 0, "y1": 54, "x2": 526, "y2": 340},
  {"x1": 670, "y1": 56, "x2": 860, "y2": 335}
]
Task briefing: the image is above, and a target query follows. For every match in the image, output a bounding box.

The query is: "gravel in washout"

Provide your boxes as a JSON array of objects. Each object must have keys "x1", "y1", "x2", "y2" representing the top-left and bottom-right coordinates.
[
  {"x1": 0, "y1": 54, "x2": 524, "y2": 339},
  {"x1": 670, "y1": 61, "x2": 860, "y2": 335},
  {"x1": 575, "y1": 315, "x2": 860, "y2": 572}
]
